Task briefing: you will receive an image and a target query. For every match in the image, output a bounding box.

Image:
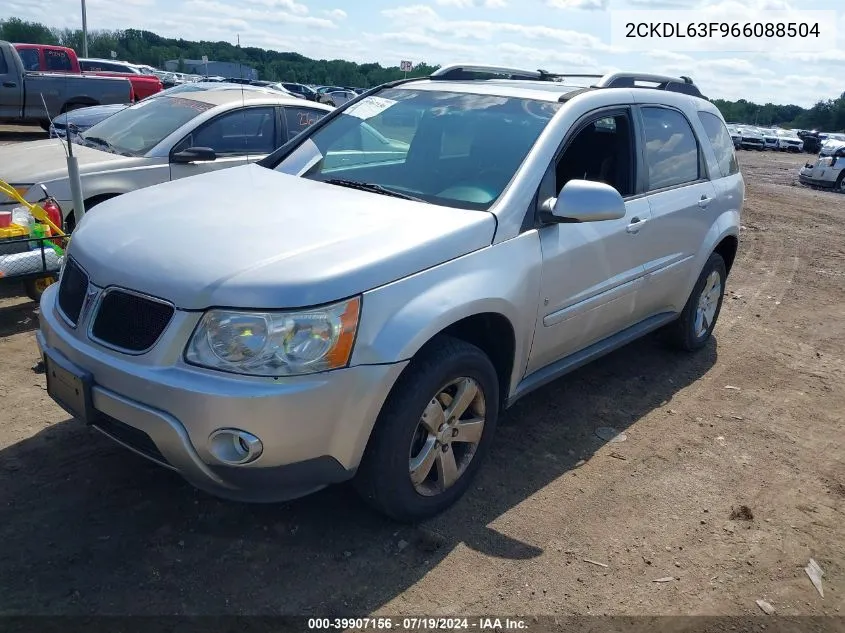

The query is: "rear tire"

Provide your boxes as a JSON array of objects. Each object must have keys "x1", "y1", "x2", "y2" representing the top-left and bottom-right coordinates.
[
  {"x1": 354, "y1": 336, "x2": 499, "y2": 522},
  {"x1": 835, "y1": 172, "x2": 845, "y2": 194},
  {"x1": 664, "y1": 253, "x2": 727, "y2": 352}
]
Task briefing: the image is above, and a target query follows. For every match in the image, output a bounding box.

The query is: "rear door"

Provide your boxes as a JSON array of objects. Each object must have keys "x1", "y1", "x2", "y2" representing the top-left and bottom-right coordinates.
[{"x1": 635, "y1": 105, "x2": 718, "y2": 314}]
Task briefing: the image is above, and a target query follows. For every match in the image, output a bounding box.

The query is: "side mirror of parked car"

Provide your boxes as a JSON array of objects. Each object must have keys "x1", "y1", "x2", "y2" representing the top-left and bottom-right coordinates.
[
  {"x1": 540, "y1": 179, "x2": 626, "y2": 224},
  {"x1": 171, "y1": 147, "x2": 217, "y2": 164}
]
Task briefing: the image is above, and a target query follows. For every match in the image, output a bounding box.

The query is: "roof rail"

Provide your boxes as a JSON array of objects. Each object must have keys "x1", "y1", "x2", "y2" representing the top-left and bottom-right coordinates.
[
  {"x1": 428, "y1": 64, "x2": 705, "y2": 98},
  {"x1": 430, "y1": 64, "x2": 547, "y2": 80},
  {"x1": 593, "y1": 72, "x2": 703, "y2": 97}
]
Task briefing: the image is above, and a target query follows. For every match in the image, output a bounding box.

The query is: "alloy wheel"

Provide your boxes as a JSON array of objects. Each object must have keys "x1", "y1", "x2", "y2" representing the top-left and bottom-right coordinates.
[
  {"x1": 409, "y1": 377, "x2": 486, "y2": 496},
  {"x1": 694, "y1": 270, "x2": 722, "y2": 338}
]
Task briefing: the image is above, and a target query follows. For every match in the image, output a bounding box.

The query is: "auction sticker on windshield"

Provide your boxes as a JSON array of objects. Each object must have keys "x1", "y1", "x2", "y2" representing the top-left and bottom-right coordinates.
[{"x1": 344, "y1": 96, "x2": 397, "y2": 120}]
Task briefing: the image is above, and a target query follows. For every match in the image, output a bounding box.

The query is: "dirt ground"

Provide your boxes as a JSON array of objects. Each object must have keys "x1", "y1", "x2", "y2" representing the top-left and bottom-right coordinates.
[{"x1": 0, "y1": 129, "x2": 843, "y2": 618}]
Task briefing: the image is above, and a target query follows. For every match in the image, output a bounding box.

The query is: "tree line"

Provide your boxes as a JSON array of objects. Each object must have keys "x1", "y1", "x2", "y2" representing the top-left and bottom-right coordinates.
[{"x1": 1, "y1": 17, "x2": 843, "y2": 131}]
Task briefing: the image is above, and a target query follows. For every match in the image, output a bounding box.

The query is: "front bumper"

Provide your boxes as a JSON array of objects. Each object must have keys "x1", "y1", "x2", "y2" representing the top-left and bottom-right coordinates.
[{"x1": 37, "y1": 284, "x2": 408, "y2": 502}]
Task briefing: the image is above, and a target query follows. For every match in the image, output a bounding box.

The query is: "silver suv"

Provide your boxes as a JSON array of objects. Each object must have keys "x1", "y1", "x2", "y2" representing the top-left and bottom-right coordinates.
[{"x1": 37, "y1": 65, "x2": 743, "y2": 521}]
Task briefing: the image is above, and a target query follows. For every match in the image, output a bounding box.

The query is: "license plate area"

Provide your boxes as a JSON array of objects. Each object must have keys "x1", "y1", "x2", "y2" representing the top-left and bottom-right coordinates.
[{"x1": 44, "y1": 350, "x2": 93, "y2": 424}]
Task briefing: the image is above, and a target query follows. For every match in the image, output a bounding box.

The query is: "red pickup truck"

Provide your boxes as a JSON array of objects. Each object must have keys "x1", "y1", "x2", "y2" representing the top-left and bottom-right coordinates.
[{"x1": 13, "y1": 44, "x2": 162, "y2": 100}]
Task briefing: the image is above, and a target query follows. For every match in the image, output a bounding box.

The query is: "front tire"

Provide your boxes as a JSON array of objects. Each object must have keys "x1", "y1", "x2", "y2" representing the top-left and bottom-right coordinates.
[
  {"x1": 664, "y1": 253, "x2": 727, "y2": 352},
  {"x1": 354, "y1": 336, "x2": 499, "y2": 522}
]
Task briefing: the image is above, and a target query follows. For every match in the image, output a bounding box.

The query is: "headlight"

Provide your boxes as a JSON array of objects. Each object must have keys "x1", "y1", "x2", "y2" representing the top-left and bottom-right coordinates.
[{"x1": 185, "y1": 297, "x2": 361, "y2": 377}]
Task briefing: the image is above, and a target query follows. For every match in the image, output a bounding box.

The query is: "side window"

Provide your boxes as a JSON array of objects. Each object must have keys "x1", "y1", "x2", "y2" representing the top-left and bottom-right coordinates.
[
  {"x1": 555, "y1": 112, "x2": 634, "y2": 197},
  {"x1": 698, "y1": 111, "x2": 739, "y2": 177},
  {"x1": 283, "y1": 107, "x2": 327, "y2": 141},
  {"x1": 0, "y1": 51, "x2": 8, "y2": 74},
  {"x1": 176, "y1": 107, "x2": 277, "y2": 155},
  {"x1": 45, "y1": 50, "x2": 72, "y2": 72},
  {"x1": 641, "y1": 107, "x2": 701, "y2": 190},
  {"x1": 17, "y1": 49, "x2": 40, "y2": 71}
]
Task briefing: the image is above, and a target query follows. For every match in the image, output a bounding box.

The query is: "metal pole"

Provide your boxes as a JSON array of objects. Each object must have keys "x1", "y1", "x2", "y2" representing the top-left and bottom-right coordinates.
[{"x1": 81, "y1": 0, "x2": 89, "y2": 58}]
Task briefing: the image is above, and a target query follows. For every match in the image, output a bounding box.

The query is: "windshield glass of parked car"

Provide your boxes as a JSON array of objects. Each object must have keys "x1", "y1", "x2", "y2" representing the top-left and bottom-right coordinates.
[
  {"x1": 76, "y1": 96, "x2": 213, "y2": 156},
  {"x1": 274, "y1": 88, "x2": 561, "y2": 210}
]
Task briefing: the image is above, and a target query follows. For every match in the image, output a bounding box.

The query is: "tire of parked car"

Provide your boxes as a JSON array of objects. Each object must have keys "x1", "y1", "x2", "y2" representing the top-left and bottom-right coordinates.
[
  {"x1": 835, "y1": 172, "x2": 845, "y2": 194},
  {"x1": 663, "y1": 252, "x2": 727, "y2": 352},
  {"x1": 354, "y1": 335, "x2": 499, "y2": 522}
]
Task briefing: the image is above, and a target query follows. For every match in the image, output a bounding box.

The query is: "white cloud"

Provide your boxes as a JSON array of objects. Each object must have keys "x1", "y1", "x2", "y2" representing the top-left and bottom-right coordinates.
[
  {"x1": 547, "y1": 0, "x2": 608, "y2": 9},
  {"x1": 183, "y1": 0, "x2": 336, "y2": 28},
  {"x1": 241, "y1": 0, "x2": 308, "y2": 15},
  {"x1": 434, "y1": 0, "x2": 508, "y2": 8},
  {"x1": 321, "y1": 8, "x2": 347, "y2": 20},
  {"x1": 382, "y1": 5, "x2": 617, "y2": 51}
]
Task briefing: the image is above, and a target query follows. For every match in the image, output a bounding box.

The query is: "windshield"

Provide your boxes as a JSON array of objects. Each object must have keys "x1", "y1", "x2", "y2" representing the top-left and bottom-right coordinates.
[
  {"x1": 274, "y1": 88, "x2": 561, "y2": 210},
  {"x1": 76, "y1": 96, "x2": 213, "y2": 156}
]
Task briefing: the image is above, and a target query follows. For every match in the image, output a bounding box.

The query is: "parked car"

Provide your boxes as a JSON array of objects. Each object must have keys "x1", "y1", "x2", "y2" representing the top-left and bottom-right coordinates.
[
  {"x1": 316, "y1": 86, "x2": 347, "y2": 104},
  {"x1": 37, "y1": 65, "x2": 742, "y2": 521},
  {"x1": 280, "y1": 82, "x2": 321, "y2": 102},
  {"x1": 797, "y1": 130, "x2": 822, "y2": 154},
  {"x1": 3, "y1": 92, "x2": 332, "y2": 226},
  {"x1": 759, "y1": 128, "x2": 779, "y2": 150},
  {"x1": 726, "y1": 124, "x2": 742, "y2": 149},
  {"x1": 737, "y1": 126, "x2": 765, "y2": 150},
  {"x1": 48, "y1": 82, "x2": 297, "y2": 140},
  {"x1": 78, "y1": 57, "x2": 163, "y2": 100},
  {"x1": 324, "y1": 89, "x2": 358, "y2": 106},
  {"x1": 799, "y1": 138, "x2": 845, "y2": 192},
  {"x1": 11, "y1": 45, "x2": 162, "y2": 102},
  {"x1": 0, "y1": 40, "x2": 133, "y2": 131},
  {"x1": 772, "y1": 128, "x2": 803, "y2": 152}
]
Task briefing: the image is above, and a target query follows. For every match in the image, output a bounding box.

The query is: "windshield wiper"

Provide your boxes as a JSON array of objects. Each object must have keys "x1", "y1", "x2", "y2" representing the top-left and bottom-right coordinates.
[
  {"x1": 323, "y1": 178, "x2": 424, "y2": 202},
  {"x1": 80, "y1": 135, "x2": 114, "y2": 151}
]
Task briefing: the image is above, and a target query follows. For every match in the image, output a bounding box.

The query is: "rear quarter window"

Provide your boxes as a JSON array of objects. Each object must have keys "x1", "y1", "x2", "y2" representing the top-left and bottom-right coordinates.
[{"x1": 698, "y1": 111, "x2": 739, "y2": 177}]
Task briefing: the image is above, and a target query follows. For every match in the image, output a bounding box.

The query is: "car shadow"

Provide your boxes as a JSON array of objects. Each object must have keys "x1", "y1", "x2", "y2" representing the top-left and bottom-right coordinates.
[
  {"x1": 0, "y1": 293, "x2": 38, "y2": 337},
  {"x1": 0, "y1": 333, "x2": 717, "y2": 615}
]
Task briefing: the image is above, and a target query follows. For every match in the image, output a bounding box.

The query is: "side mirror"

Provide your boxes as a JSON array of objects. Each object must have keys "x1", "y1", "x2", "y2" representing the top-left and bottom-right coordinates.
[
  {"x1": 540, "y1": 179, "x2": 626, "y2": 224},
  {"x1": 171, "y1": 146, "x2": 217, "y2": 164}
]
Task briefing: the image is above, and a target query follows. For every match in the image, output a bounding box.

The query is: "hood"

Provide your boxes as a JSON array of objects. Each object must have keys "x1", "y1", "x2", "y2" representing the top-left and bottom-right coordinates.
[
  {"x1": 820, "y1": 139, "x2": 845, "y2": 156},
  {"x1": 0, "y1": 139, "x2": 131, "y2": 188},
  {"x1": 69, "y1": 164, "x2": 496, "y2": 309},
  {"x1": 55, "y1": 104, "x2": 128, "y2": 128}
]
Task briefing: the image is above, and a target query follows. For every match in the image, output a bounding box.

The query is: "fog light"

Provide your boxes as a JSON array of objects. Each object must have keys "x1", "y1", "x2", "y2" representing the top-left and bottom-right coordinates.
[{"x1": 209, "y1": 429, "x2": 263, "y2": 465}]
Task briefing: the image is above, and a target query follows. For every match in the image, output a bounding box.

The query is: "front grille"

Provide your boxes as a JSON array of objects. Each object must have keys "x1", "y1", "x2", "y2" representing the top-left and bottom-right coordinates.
[
  {"x1": 57, "y1": 258, "x2": 89, "y2": 325},
  {"x1": 93, "y1": 414, "x2": 169, "y2": 466},
  {"x1": 91, "y1": 290, "x2": 174, "y2": 352}
]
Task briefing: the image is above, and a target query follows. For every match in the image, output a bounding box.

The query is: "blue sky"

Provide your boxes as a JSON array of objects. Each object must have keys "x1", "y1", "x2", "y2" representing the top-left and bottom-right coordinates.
[{"x1": 6, "y1": 0, "x2": 845, "y2": 106}]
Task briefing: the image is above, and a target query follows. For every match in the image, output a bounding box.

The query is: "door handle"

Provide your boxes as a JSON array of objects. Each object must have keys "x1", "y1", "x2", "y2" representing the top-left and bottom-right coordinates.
[
  {"x1": 2, "y1": 81, "x2": 17, "y2": 88},
  {"x1": 698, "y1": 195, "x2": 712, "y2": 208},
  {"x1": 626, "y1": 217, "x2": 648, "y2": 234}
]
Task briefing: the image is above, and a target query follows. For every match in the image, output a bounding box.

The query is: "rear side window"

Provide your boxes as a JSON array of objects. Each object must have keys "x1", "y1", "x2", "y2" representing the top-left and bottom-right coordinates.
[
  {"x1": 17, "y1": 49, "x2": 40, "y2": 71},
  {"x1": 284, "y1": 107, "x2": 327, "y2": 141},
  {"x1": 641, "y1": 107, "x2": 701, "y2": 190},
  {"x1": 45, "y1": 49, "x2": 72, "y2": 71},
  {"x1": 698, "y1": 111, "x2": 739, "y2": 177}
]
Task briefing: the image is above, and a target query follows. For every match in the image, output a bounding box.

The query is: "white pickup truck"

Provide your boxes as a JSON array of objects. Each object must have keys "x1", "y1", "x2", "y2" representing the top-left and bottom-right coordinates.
[{"x1": 0, "y1": 40, "x2": 133, "y2": 129}]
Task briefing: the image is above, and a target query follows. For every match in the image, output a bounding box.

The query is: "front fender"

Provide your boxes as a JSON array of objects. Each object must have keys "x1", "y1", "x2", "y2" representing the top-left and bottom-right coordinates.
[{"x1": 351, "y1": 231, "x2": 544, "y2": 396}]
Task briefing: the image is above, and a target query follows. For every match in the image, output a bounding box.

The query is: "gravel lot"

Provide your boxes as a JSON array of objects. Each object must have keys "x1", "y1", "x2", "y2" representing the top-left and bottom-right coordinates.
[{"x1": 0, "y1": 127, "x2": 843, "y2": 617}]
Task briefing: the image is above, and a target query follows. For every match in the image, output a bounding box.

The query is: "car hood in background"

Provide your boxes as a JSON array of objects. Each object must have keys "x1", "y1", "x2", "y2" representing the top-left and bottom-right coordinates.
[
  {"x1": 0, "y1": 139, "x2": 145, "y2": 188},
  {"x1": 53, "y1": 104, "x2": 129, "y2": 129},
  {"x1": 69, "y1": 164, "x2": 497, "y2": 309}
]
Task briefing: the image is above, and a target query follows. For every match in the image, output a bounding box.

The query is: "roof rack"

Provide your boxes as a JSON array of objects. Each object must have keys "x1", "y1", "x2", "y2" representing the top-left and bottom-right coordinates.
[{"x1": 428, "y1": 64, "x2": 705, "y2": 98}]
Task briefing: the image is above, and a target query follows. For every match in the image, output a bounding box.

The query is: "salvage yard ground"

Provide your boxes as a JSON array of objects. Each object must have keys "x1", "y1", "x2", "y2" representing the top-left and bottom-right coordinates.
[{"x1": 0, "y1": 127, "x2": 843, "y2": 616}]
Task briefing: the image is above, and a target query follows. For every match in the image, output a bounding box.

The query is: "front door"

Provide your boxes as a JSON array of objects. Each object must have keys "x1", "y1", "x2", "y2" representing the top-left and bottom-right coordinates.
[
  {"x1": 169, "y1": 106, "x2": 279, "y2": 180},
  {"x1": 0, "y1": 49, "x2": 23, "y2": 120},
  {"x1": 526, "y1": 109, "x2": 654, "y2": 375}
]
